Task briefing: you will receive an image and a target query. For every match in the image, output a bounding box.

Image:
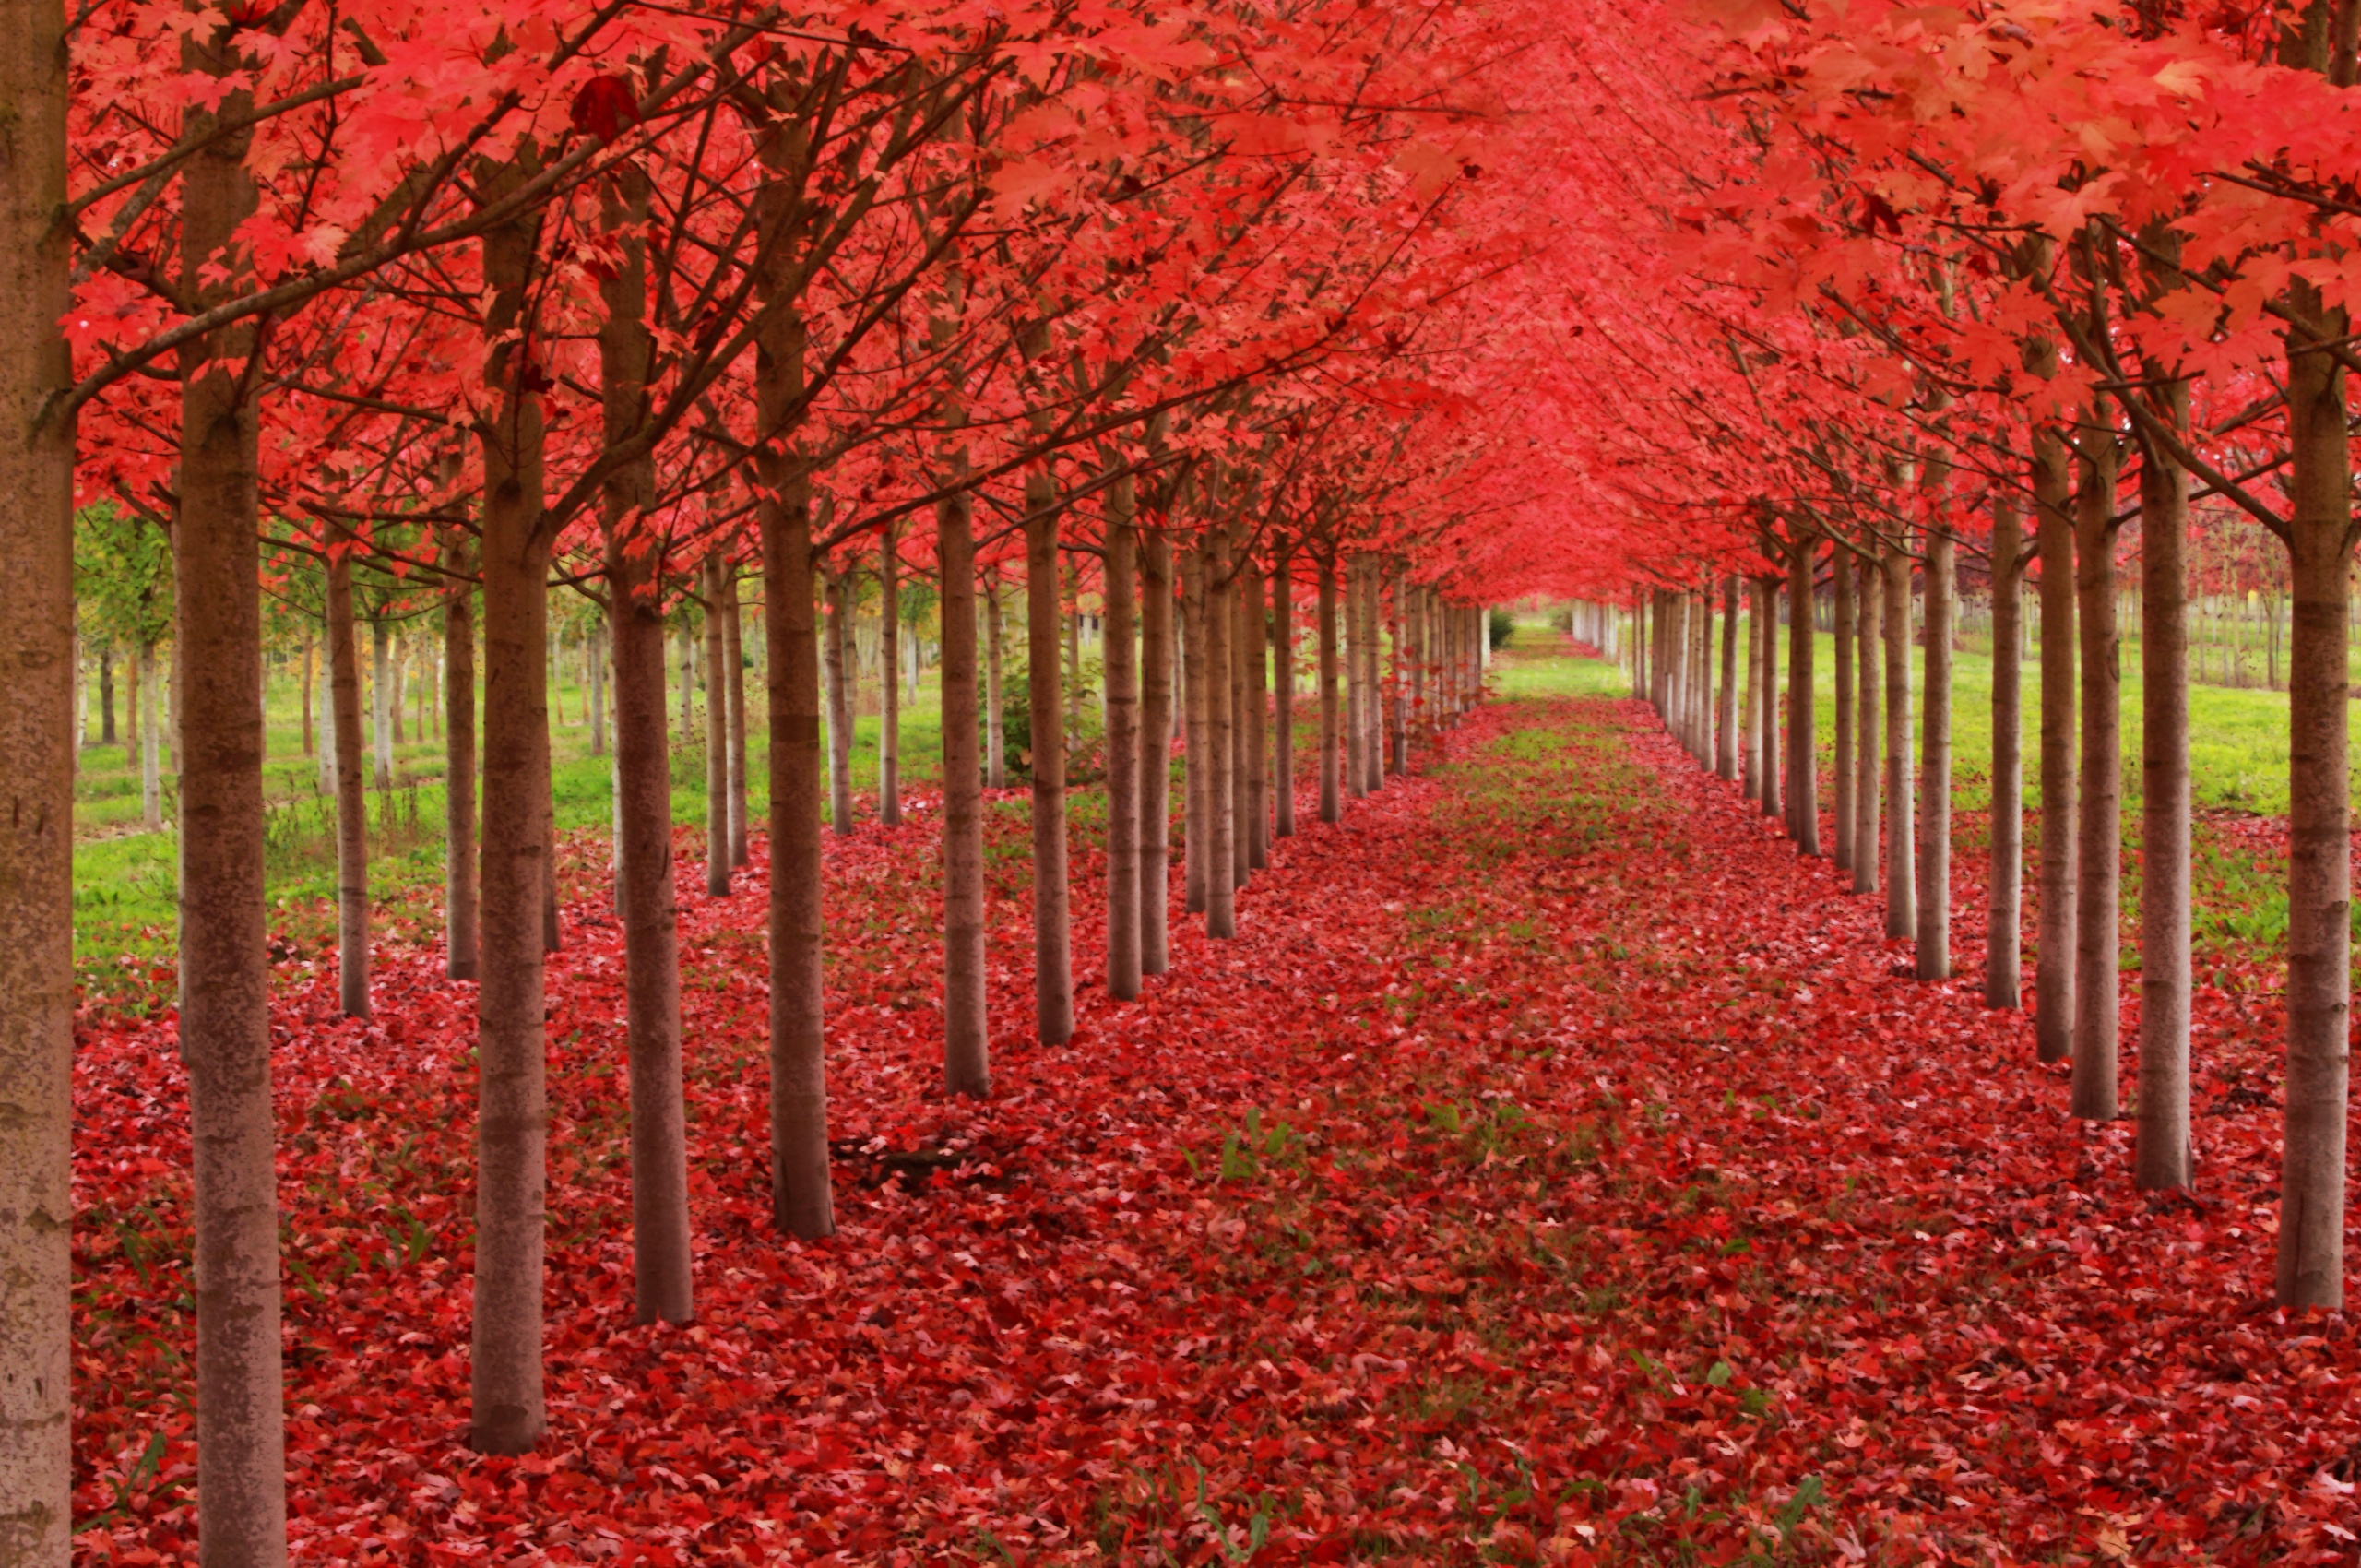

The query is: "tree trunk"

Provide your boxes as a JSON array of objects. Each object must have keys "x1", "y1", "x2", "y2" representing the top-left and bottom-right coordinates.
[
  {"x1": 678, "y1": 618, "x2": 694, "y2": 741},
  {"x1": 1344, "y1": 557, "x2": 1365, "y2": 800},
  {"x1": 984, "y1": 570, "x2": 1006, "y2": 790},
  {"x1": 1918, "y1": 526, "x2": 1954, "y2": 980},
  {"x1": 594, "y1": 157, "x2": 694, "y2": 1324},
  {"x1": 2070, "y1": 416, "x2": 2122, "y2": 1122},
  {"x1": 587, "y1": 616, "x2": 606, "y2": 759},
  {"x1": 824, "y1": 571, "x2": 853, "y2": 835},
  {"x1": 939, "y1": 480, "x2": 989, "y2": 1095},
  {"x1": 2277, "y1": 296, "x2": 2351, "y2": 1307},
  {"x1": 0, "y1": 8, "x2": 77, "y2": 1541},
  {"x1": 326, "y1": 552, "x2": 370, "y2": 1019},
  {"x1": 391, "y1": 635, "x2": 406, "y2": 746},
  {"x1": 1244, "y1": 544, "x2": 1269, "y2": 868},
  {"x1": 1273, "y1": 550, "x2": 1298, "y2": 833},
  {"x1": 1987, "y1": 499, "x2": 2023, "y2": 1010},
  {"x1": 2035, "y1": 421, "x2": 2079, "y2": 1064},
  {"x1": 470, "y1": 161, "x2": 552, "y2": 1457},
  {"x1": 299, "y1": 636, "x2": 313, "y2": 756},
  {"x1": 1204, "y1": 533, "x2": 1237, "y2": 938},
  {"x1": 1181, "y1": 545, "x2": 1208, "y2": 911},
  {"x1": 723, "y1": 571, "x2": 749, "y2": 868},
  {"x1": 1228, "y1": 529, "x2": 1252, "y2": 887},
  {"x1": 445, "y1": 535, "x2": 478, "y2": 981},
  {"x1": 1882, "y1": 540, "x2": 1915, "y2": 941},
  {"x1": 879, "y1": 523, "x2": 900, "y2": 826},
  {"x1": 1104, "y1": 488, "x2": 1142, "y2": 1000},
  {"x1": 1318, "y1": 552, "x2": 1340, "y2": 823},
  {"x1": 372, "y1": 617, "x2": 393, "y2": 792},
  {"x1": 1853, "y1": 552, "x2": 1880, "y2": 895},
  {"x1": 1741, "y1": 587, "x2": 1759, "y2": 801},
  {"x1": 1363, "y1": 564, "x2": 1385, "y2": 791},
  {"x1": 1833, "y1": 555, "x2": 1853, "y2": 873},
  {"x1": 1757, "y1": 576, "x2": 1780, "y2": 823},
  {"x1": 702, "y1": 556, "x2": 731, "y2": 896},
  {"x1": 1787, "y1": 540, "x2": 1818, "y2": 854},
  {"x1": 1139, "y1": 530, "x2": 1174, "y2": 975},
  {"x1": 1026, "y1": 481, "x2": 1074, "y2": 1039},
  {"x1": 2136, "y1": 375, "x2": 2192, "y2": 1189},
  {"x1": 1717, "y1": 576, "x2": 1739, "y2": 781}
]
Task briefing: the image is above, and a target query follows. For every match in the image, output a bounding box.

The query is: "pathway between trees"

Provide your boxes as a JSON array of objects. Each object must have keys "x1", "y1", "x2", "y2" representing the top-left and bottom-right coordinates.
[{"x1": 73, "y1": 637, "x2": 2348, "y2": 1565}]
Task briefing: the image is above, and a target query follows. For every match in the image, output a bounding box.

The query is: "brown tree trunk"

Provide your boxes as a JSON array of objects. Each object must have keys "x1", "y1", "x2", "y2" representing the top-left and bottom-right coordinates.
[
  {"x1": 1228, "y1": 529, "x2": 1252, "y2": 886},
  {"x1": 1139, "y1": 530, "x2": 1174, "y2": 974},
  {"x1": 1833, "y1": 554, "x2": 1854, "y2": 873},
  {"x1": 177, "y1": 57, "x2": 289, "y2": 1544},
  {"x1": 824, "y1": 570, "x2": 854, "y2": 835},
  {"x1": 939, "y1": 480, "x2": 989, "y2": 1096},
  {"x1": 1273, "y1": 549, "x2": 1298, "y2": 833},
  {"x1": 1853, "y1": 551, "x2": 1880, "y2": 895},
  {"x1": 1318, "y1": 552, "x2": 1340, "y2": 822},
  {"x1": 984, "y1": 570, "x2": 1006, "y2": 790},
  {"x1": 2035, "y1": 420, "x2": 2079, "y2": 1064},
  {"x1": 1343, "y1": 556, "x2": 1365, "y2": 800},
  {"x1": 1987, "y1": 499, "x2": 2023, "y2": 1009},
  {"x1": 326, "y1": 550, "x2": 370, "y2": 1018},
  {"x1": 1757, "y1": 576, "x2": 1780, "y2": 823},
  {"x1": 470, "y1": 158, "x2": 552, "y2": 1457},
  {"x1": 445, "y1": 534, "x2": 478, "y2": 981},
  {"x1": 371, "y1": 617, "x2": 393, "y2": 792},
  {"x1": 1204, "y1": 533, "x2": 1237, "y2": 938},
  {"x1": 1244, "y1": 544, "x2": 1269, "y2": 868},
  {"x1": 1882, "y1": 540, "x2": 1916, "y2": 940},
  {"x1": 0, "y1": 2, "x2": 76, "y2": 1541},
  {"x1": 1181, "y1": 545, "x2": 1208, "y2": 911},
  {"x1": 299, "y1": 636, "x2": 313, "y2": 756},
  {"x1": 1787, "y1": 539, "x2": 1818, "y2": 854},
  {"x1": 2136, "y1": 374, "x2": 2192, "y2": 1189},
  {"x1": 1918, "y1": 525, "x2": 1954, "y2": 980},
  {"x1": 703, "y1": 555, "x2": 730, "y2": 896},
  {"x1": 2070, "y1": 414, "x2": 2122, "y2": 1121},
  {"x1": 879, "y1": 524, "x2": 900, "y2": 826},
  {"x1": 2277, "y1": 296, "x2": 2351, "y2": 1306},
  {"x1": 1717, "y1": 576, "x2": 1739, "y2": 781},
  {"x1": 1741, "y1": 586, "x2": 1759, "y2": 802},
  {"x1": 723, "y1": 570, "x2": 749, "y2": 868},
  {"x1": 1103, "y1": 483, "x2": 1142, "y2": 1000},
  {"x1": 1026, "y1": 481, "x2": 1074, "y2": 1039},
  {"x1": 598, "y1": 164, "x2": 693, "y2": 1324}
]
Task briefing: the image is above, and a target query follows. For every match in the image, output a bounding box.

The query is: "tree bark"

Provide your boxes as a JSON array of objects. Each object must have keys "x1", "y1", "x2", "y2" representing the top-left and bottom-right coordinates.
[
  {"x1": 176, "y1": 49, "x2": 289, "y2": 1542},
  {"x1": 2277, "y1": 294, "x2": 2351, "y2": 1306},
  {"x1": 1757, "y1": 576, "x2": 1780, "y2": 823},
  {"x1": 2035, "y1": 419, "x2": 2079, "y2": 1064},
  {"x1": 1853, "y1": 552, "x2": 1880, "y2": 896},
  {"x1": 1987, "y1": 499, "x2": 2023, "y2": 1010},
  {"x1": 2136, "y1": 374, "x2": 2192, "y2": 1189},
  {"x1": 824, "y1": 570, "x2": 854, "y2": 835},
  {"x1": 1318, "y1": 552, "x2": 1341, "y2": 822},
  {"x1": 372, "y1": 617, "x2": 393, "y2": 792},
  {"x1": 444, "y1": 536, "x2": 479, "y2": 983},
  {"x1": 1244, "y1": 542, "x2": 1269, "y2": 868},
  {"x1": 1181, "y1": 545, "x2": 1208, "y2": 911},
  {"x1": 1917, "y1": 526, "x2": 1954, "y2": 980},
  {"x1": 1344, "y1": 556, "x2": 1365, "y2": 800},
  {"x1": 1139, "y1": 530, "x2": 1174, "y2": 974},
  {"x1": 983, "y1": 571, "x2": 1006, "y2": 790},
  {"x1": 326, "y1": 551, "x2": 370, "y2": 1018},
  {"x1": 1833, "y1": 556, "x2": 1854, "y2": 873},
  {"x1": 1882, "y1": 540, "x2": 1915, "y2": 941},
  {"x1": 470, "y1": 158, "x2": 552, "y2": 1457},
  {"x1": 879, "y1": 524, "x2": 900, "y2": 826},
  {"x1": 723, "y1": 570, "x2": 749, "y2": 869},
  {"x1": 597, "y1": 161, "x2": 694, "y2": 1324},
  {"x1": 0, "y1": 3, "x2": 77, "y2": 1540},
  {"x1": 1228, "y1": 528, "x2": 1252, "y2": 886},
  {"x1": 703, "y1": 555, "x2": 731, "y2": 896},
  {"x1": 2070, "y1": 414, "x2": 2123, "y2": 1122},
  {"x1": 1204, "y1": 533, "x2": 1237, "y2": 938},
  {"x1": 1787, "y1": 539, "x2": 1818, "y2": 854},
  {"x1": 1273, "y1": 549, "x2": 1298, "y2": 833},
  {"x1": 1026, "y1": 480, "x2": 1075, "y2": 1039},
  {"x1": 938, "y1": 481, "x2": 989, "y2": 1095},
  {"x1": 1717, "y1": 576, "x2": 1739, "y2": 781},
  {"x1": 1103, "y1": 483, "x2": 1142, "y2": 1000}
]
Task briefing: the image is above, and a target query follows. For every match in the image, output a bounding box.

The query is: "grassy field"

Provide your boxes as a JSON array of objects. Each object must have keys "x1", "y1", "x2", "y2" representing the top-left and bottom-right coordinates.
[{"x1": 70, "y1": 610, "x2": 2325, "y2": 996}]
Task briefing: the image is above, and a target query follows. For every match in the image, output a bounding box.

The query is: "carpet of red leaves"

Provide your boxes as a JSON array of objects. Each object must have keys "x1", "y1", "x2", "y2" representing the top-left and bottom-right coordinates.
[{"x1": 68, "y1": 639, "x2": 2361, "y2": 1564}]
